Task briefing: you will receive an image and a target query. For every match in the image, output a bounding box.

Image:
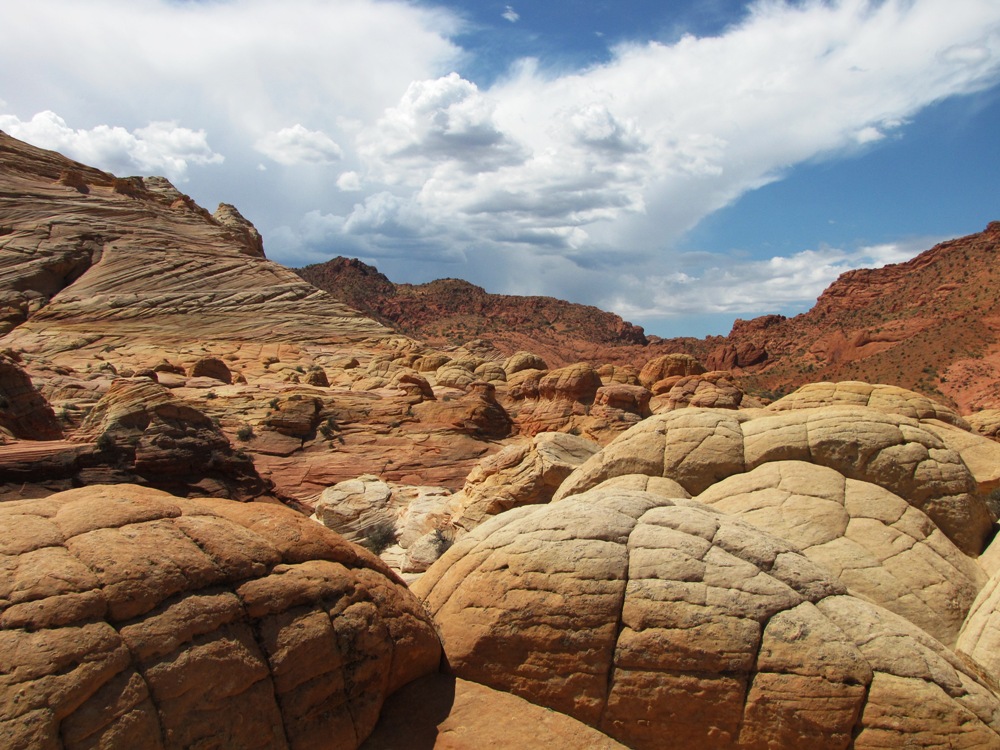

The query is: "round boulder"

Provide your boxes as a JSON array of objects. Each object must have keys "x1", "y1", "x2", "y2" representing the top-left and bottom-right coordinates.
[
  {"x1": 0, "y1": 484, "x2": 441, "y2": 750},
  {"x1": 414, "y1": 487, "x2": 1000, "y2": 749}
]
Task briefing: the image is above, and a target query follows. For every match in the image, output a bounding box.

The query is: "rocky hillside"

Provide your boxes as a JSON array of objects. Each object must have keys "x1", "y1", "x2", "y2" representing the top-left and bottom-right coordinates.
[
  {"x1": 703, "y1": 222, "x2": 1000, "y2": 411},
  {"x1": 296, "y1": 256, "x2": 649, "y2": 367}
]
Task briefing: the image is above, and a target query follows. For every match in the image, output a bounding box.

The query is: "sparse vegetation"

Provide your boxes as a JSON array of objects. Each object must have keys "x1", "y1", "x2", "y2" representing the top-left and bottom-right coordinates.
[
  {"x1": 363, "y1": 521, "x2": 396, "y2": 555},
  {"x1": 236, "y1": 424, "x2": 255, "y2": 442}
]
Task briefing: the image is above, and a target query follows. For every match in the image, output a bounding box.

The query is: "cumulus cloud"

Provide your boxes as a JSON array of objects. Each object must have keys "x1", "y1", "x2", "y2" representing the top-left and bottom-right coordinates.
[
  {"x1": 0, "y1": 111, "x2": 223, "y2": 180},
  {"x1": 254, "y1": 125, "x2": 343, "y2": 165},
  {"x1": 2, "y1": 0, "x2": 999, "y2": 332},
  {"x1": 502, "y1": 6, "x2": 520, "y2": 23}
]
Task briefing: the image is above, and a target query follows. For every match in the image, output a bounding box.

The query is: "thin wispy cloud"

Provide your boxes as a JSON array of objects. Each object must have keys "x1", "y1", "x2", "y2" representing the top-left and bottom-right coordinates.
[{"x1": 502, "y1": 5, "x2": 520, "y2": 23}]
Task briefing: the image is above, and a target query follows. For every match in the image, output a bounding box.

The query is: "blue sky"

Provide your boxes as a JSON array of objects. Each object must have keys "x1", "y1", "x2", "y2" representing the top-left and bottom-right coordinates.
[{"x1": 2, "y1": 0, "x2": 999, "y2": 337}]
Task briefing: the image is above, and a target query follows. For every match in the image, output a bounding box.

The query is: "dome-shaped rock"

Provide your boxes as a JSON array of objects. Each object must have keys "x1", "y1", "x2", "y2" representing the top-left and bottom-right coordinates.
[
  {"x1": 638, "y1": 353, "x2": 705, "y2": 389},
  {"x1": 554, "y1": 406, "x2": 992, "y2": 556},
  {"x1": 0, "y1": 484, "x2": 441, "y2": 749},
  {"x1": 768, "y1": 381, "x2": 969, "y2": 428},
  {"x1": 696, "y1": 461, "x2": 987, "y2": 646},
  {"x1": 414, "y1": 487, "x2": 1000, "y2": 749}
]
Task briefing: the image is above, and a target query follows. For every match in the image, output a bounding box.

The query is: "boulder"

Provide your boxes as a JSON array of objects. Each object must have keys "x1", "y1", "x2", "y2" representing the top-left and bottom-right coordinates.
[
  {"x1": 415, "y1": 487, "x2": 1000, "y2": 749},
  {"x1": 503, "y1": 351, "x2": 548, "y2": 376},
  {"x1": 187, "y1": 356, "x2": 232, "y2": 384},
  {"x1": 453, "y1": 432, "x2": 601, "y2": 530},
  {"x1": 768, "y1": 381, "x2": 969, "y2": 428},
  {"x1": 638, "y1": 353, "x2": 706, "y2": 389},
  {"x1": 696, "y1": 461, "x2": 987, "y2": 646},
  {"x1": 362, "y1": 675, "x2": 627, "y2": 749},
  {"x1": 555, "y1": 405, "x2": 993, "y2": 556},
  {"x1": 0, "y1": 485, "x2": 441, "y2": 750}
]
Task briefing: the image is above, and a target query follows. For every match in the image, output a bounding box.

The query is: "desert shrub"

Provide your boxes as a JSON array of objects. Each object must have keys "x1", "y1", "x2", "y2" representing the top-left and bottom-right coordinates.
[
  {"x1": 236, "y1": 424, "x2": 255, "y2": 442},
  {"x1": 363, "y1": 521, "x2": 397, "y2": 555},
  {"x1": 433, "y1": 528, "x2": 453, "y2": 556}
]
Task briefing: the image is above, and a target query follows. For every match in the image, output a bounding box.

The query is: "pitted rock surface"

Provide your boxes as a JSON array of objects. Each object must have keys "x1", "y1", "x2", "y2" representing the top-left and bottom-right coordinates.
[
  {"x1": 414, "y1": 487, "x2": 1000, "y2": 750},
  {"x1": 0, "y1": 484, "x2": 441, "y2": 750},
  {"x1": 554, "y1": 406, "x2": 992, "y2": 556},
  {"x1": 696, "y1": 461, "x2": 987, "y2": 646}
]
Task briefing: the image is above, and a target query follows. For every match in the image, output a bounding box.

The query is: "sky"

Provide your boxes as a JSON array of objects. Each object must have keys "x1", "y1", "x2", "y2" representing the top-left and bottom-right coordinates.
[{"x1": 1, "y1": 0, "x2": 999, "y2": 338}]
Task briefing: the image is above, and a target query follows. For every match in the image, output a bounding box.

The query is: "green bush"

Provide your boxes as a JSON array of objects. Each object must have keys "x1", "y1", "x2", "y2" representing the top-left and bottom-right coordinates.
[{"x1": 236, "y1": 424, "x2": 255, "y2": 442}]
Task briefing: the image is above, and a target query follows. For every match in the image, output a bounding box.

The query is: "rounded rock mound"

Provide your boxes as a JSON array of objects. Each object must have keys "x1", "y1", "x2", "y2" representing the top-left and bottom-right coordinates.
[
  {"x1": 0, "y1": 484, "x2": 441, "y2": 750},
  {"x1": 414, "y1": 487, "x2": 1000, "y2": 749}
]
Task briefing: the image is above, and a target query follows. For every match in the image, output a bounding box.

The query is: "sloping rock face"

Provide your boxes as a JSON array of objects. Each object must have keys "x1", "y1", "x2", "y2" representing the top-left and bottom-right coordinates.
[
  {"x1": 703, "y1": 222, "x2": 1000, "y2": 412},
  {"x1": 553, "y1": 405, "x2": 992, "y2": 556},
  {"x1": 414, "y1": 488, "x2": 1000, "y2": 749},
  {"x1": 0, "y1": 132, "x2": 527, "y2": 501},
  {"x1": 362, "y1": 675, "x2": 628, "y2": 750},
  {"x1": 0, "y1": 484, "x2": 441, "y2": 750}
]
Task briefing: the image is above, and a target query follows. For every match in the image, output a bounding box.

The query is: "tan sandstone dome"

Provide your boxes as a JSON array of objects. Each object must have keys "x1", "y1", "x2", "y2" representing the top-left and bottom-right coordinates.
[
  {"x1": 0, "y1": 484, "x2": 441, "y2": 749},
  {"x1": 552, "y1": 405, "x2": 993, "y2": 556},
  {"x1": 695, "y1": 460, "x2": 987, "y2": 646},
  {"x1": 414, "y1": 487, "x2": 1000, "y2": 749}
]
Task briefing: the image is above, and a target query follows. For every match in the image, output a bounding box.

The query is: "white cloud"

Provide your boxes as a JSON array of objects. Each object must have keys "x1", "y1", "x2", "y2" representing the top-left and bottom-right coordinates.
[
  {"x1": 502, "y1": 6, "x2": 520, "y2": 23},
  {"x1": 1, "y1": 0, "x2": 999, "y2": 331},
  {"x1": 605, "y1": 240, "x2": 933, "y2": 321},
  {"x1": 337, "y1": 171, "x2": 362, "y2": 191},
  {"x1": 0, "y1": 111, "x2": 223, "y2": 180},
  {"x1": 254, "y1": 125, "x2": 343, "y2": 165}
]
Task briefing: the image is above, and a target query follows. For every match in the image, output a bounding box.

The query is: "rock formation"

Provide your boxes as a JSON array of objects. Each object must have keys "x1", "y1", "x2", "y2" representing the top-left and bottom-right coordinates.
[
  {"x1": 0, "y1": 484, "x2": 440, "y2": 749},
  {"x1": 414, "y1": 487, "x2": 1000, "y2": 749}
]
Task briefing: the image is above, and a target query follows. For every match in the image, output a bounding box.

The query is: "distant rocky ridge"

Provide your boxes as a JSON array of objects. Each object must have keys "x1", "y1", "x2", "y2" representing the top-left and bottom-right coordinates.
[
  {"x1": 297, "y1": 224, "x2": 1000, "y2": 414},
  {"x1": 295, "y1": 256, "x2": 650, "y2": 367}
]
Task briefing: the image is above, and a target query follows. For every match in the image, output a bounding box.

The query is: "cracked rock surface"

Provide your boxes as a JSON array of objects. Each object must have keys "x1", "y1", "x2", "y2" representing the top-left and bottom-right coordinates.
[
  {"x1": 0, "y1": 484, "x2": 441, "y2": 749},
  {"x1": 414, "y1": 487, "x2": 1000, "y2": 749}
]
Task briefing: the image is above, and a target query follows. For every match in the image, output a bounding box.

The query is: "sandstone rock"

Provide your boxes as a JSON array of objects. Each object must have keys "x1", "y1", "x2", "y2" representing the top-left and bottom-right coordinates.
[
  {"x1": 651, "y1": 371, "x2": 750, "y2": 411},
  {"x1": 696, "y1": 461, "x2": 987, "y2": 646},
  {"x1": 922, "y1": 418, "x2": 1000, "y2": 498},
  {"x1": 212, "y1": 202, "x2": 265, "y2": 259},
  {"x1": 0, "y1": 351, "x2": 61, "y2": 440},
  {"x1": 504, "y1": 368, "x2": 545, "y2": 400},
  {"x1": 768, "y1": 381, "x2": 969, "y2": 428},
  {"x1": 412, "y1": 382, "x2": 512, "y2": 440},
  {"x1": 473, "y1": 361, "x2": 507, "y2": 383},
  {"x1": 968, "y1": 409, "x2": 1000, "y2": 440},
  {"x1": 75, "y1": 378, "x2": 267, "y2": 500},
  {"x1": 554, "y1": 409, "x2": 746, "y2": 500},
  {"x1": 389, "y1": 369, "x2": 434, "y2": 401},
  {"x1": 453, "y1": 432, "x2": 601, "y2": 531},
  {"x1": 596, "y1": 364, "x2": 641, "y2": 385},
  {"x1": 742, "y1": 407, "x2": 990, "y2": 556},
  {"x1": 313, "y1": 475, "x2": 395, "y2": 545},
  {"x1": 592, "y1": 383, "x2": 652, "y2": 417},
  {"x1": 361, "y1": 675, "x2": 627, "y2": 750},
  {"x1": 262, "y1": 394, "x2": 321, "y2": 439},
  {"x1": 555, "y1": 406, "x2": 993, "y2": 556},
  {"x1": 435, "y1": 365, "x2": 476, "y2": 390},
  {"x1": 538, "y1": 363, "x2": 602, "y2": 403},
  {"x1": 415, "y1": 487, "x2": 1000, "y2": 749},
  {"x1": 0, "y1": 484, "x2": 441, "y2": 749},
  {"x1": 187, "y1": 356, "x2": 232, "y2": 384},
  {"x1": 303, "y1": 367, "x2": 329, "y2": 387},
  {"x1": 956, "y1": 564, "x2": 1000, "y2": 682},
  {"x1": 638, "y1": 353, "x2": 706, "y2": 389},
  {"x1": 503, "y1": 351, "x2": 548, "y2": 375},
  {"x1": 413, "y1": 353, "x2": 451, "y2": 373}
]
